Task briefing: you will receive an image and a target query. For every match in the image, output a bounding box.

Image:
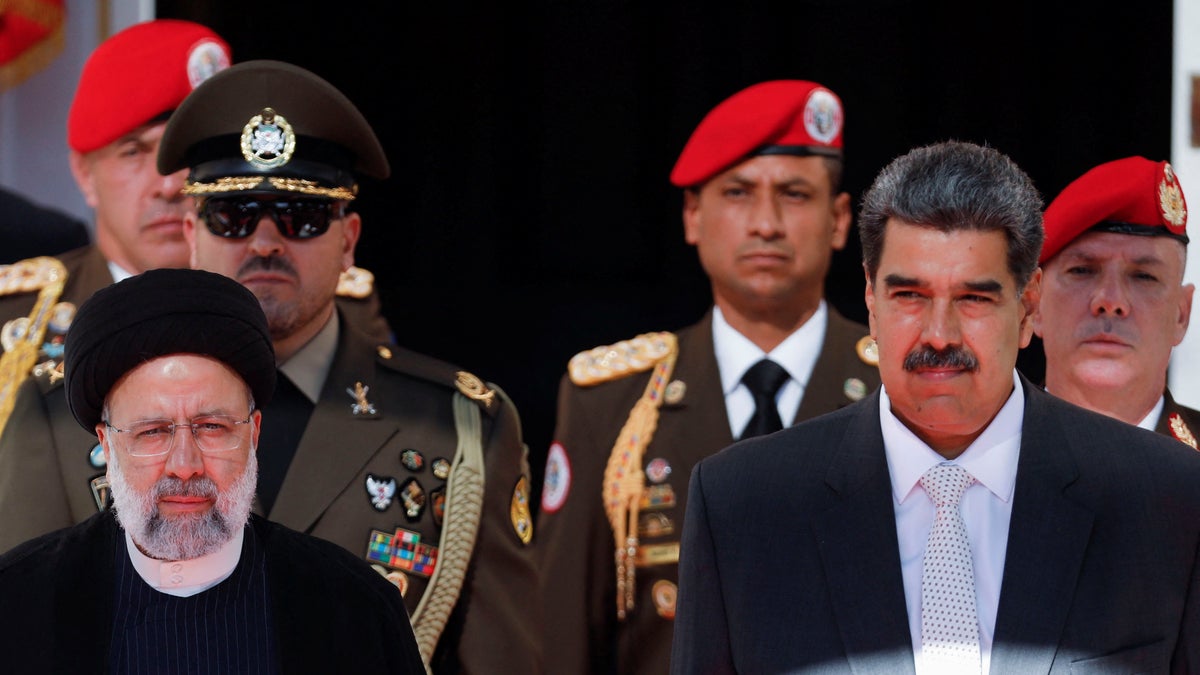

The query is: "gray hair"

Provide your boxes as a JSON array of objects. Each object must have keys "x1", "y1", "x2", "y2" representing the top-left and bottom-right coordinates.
[{"x1": 858, "y1": 141, "x2": 1044, "y2": 288}]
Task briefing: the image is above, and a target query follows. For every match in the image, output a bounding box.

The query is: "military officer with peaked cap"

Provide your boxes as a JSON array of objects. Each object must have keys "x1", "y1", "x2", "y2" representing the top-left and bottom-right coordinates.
[
  {"x1": 2, "y1": 59, "x2": 540, "y2": 674},
  {"x1": 1034, "y1": 156, "x2": 1200, "y2": 447},
  {"x1": 537, "y1": 80, "x2": 881, "y2": 673}
]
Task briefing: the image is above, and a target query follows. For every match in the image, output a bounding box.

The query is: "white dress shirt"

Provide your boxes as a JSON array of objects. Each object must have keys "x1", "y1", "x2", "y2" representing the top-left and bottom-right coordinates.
[
  {"x1": 881, "y1": 371, "x2": 1024, "y2": 675},
  {"x1": 126, "y1": 527, "x2": 244, "y2": 598},
  {"x1": 1137, "y1": 395, "x2": 1166, "y2": 432},
  {"x1": 712, "y1": 302, "x2": 827, "y2": 438}
]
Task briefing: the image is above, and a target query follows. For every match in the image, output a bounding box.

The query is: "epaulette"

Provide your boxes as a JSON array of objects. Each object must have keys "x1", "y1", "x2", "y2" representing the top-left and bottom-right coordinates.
[
  {"x1": 0, "y1": 256, "x2": 65, "y2": 297},
  {"x1": 336, "y1": 265, "x2": 374, "y2": 299},
  {"x1": 568, "y1": 332, "x2": 678, "y2": 386},
  {"x1": 372, "y1": 343, "x2": 500, "y2": 417}
]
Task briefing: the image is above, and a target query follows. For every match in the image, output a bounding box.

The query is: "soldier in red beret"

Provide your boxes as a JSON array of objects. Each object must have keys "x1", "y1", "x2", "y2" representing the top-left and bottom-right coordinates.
[
  {"x1": 538, "y1": 80, "x2": 880, "y2": 673},
  {"x1": 1034, "y1": 157, "x2": 1199, "y2": 447}
]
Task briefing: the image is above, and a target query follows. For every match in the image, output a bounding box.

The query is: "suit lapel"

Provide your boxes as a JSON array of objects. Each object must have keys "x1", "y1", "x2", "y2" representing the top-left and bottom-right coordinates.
[
  {"x1": 990, "y1": 381, "x2": 1094, "y2": 675},
  {"x1": 268, "y1": 327, "x2": 400, "y2": 532},
  {"x1": 812, "y1": 391, "x2": 916, "y2": 675}
]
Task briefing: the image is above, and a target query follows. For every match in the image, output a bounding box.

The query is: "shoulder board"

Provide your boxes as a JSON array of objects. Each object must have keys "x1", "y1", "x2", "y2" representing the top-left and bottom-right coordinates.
[
  {"x1": 0, "y1": 256, "x2": 67, "y2": 297},
  {"x1": 569, "y1": 331, "x2": 678, "y2": 387},
  {"x1": 373, "y1": 343, "x2": 500, "y2": 417},
  {"x1": 336, "y1": 265, "x2": 374, "y2": 299}
]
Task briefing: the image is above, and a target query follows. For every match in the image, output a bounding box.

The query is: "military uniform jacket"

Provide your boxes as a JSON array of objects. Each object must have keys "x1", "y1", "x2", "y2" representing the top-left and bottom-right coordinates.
[
  {"x1": 0, "y1": 316, "x2": 540, "y2": 674},
  {"x1": 0, "y1": 511, "x2": 423, "y2": 673},
  {"x1": 538, "y1": 308, "x2": 879, "y2": 674},
  {"x1": 1155, "y1": 389, "x2": 1200, "y2": 449}
]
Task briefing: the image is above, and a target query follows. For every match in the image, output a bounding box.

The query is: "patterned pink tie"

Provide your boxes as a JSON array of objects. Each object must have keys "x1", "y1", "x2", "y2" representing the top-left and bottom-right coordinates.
[{"x1": 919, "y1": 463, "x2": 981, "y2": 674}]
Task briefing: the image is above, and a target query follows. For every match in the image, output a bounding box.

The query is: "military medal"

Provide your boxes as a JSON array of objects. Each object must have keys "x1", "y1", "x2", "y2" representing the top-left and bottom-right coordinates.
[
  {"x1": 541, "y1": 442, "x2": 571, "y2": 513},
  {"x1": 347, "y1": 381, "x2": 377, "y2": 416},
  {"x1": 652, "y1": 580, "x2": 678, "y2": 619},
  {"x1": 365, "y1": 528, "x2": 439, "y2": 578},
  {"x1": 88, "y1": 442, "x2": 106, "y2": 469},
  {"x1": 399, "y1": 478, "x2": 425, "y2": 521},
  {"x1": 644, "y1": 457, "x2": 671, "y2": 484},
  {"x1": 89, "y1": 475, "x2": 111, "y2": 511},
  {"x1": 400, "y1": 448, "x2": 424, "y2": 471},
  {"x1": 511, "y1": 476, "x2": 533, "y2": 545},
  {"x1": 430, "y1": 486, "x2": 446, "y2": 528},
  {"x1": 664, "y1": 379, "x2": 686, "y2": 405},
  {"x1": 431, "y1": 457, "x2": 451, "y2": 480},
  {"x1": 843, "y1": 377, "x2": 867, "y2": 402}
]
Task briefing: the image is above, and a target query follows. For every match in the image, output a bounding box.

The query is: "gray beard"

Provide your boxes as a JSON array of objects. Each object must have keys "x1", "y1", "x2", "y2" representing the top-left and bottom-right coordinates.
[{"x1": 107, "y1": 449, "x2": 258, "y2": 561}]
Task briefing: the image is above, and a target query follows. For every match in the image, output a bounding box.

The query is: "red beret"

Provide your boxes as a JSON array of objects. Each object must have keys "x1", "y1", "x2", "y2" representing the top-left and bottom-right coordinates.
[
  {"x1": 67, "y1": 19, "x2": 230, "y2": 153},
  {"x1": 670, "y1": 80, "x2": 844, "y2": 188},
  {"x1": 1041, "y1": 156, "x2": 1189, "y2": 263}
]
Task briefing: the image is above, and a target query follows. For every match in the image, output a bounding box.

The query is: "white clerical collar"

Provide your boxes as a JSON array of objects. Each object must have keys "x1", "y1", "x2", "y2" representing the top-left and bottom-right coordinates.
[
  {"x1": 881, "y1": 370, "x2": 1024, "y2": 506},
  {"x1": 279, "y1": 310, "x2": 339, "y2": 404},
  {"x1": 1138, "y1": 395, "x2": 1167, "y2": 431},
  {"x1": 125, "y1": 526, "x2": 244, "y2": 598},
  {"x1": 106, "y1": 260, "x2": 135, "y2": 283},
  {"x1": 712, "y1": 302, "x2": 827, "y2": 396}
]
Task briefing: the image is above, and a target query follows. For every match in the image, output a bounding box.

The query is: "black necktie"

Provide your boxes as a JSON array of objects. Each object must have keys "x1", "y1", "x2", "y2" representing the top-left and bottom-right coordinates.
[
  {"x1": 739, "y1": 359, "x2": 789, "y2": 440},
  {"x1": 255, "y1": 371, "x2": 315, "y2": 514}
]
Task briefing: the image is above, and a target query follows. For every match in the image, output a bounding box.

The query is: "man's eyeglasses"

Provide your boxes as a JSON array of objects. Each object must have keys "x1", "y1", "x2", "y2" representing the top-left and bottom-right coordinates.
[
  {"x1": 103, "y1": 410, "x2": 254, "y2": 458},
  {"x1": 198, "y1": 197, "x2": 344, "y2": 240}
]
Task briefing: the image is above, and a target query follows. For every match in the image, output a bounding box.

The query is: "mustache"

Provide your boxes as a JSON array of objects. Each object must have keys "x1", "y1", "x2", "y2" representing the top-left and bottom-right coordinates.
[
  {"x1": 237, "y1": 254, "x2": 298, "y2": 279},
  {"x1": 152, "y1": 475, "x2": 218, "y2": 501},
  {"x1": 903, "y1": 345, "x2": 980, "y2": 372}
]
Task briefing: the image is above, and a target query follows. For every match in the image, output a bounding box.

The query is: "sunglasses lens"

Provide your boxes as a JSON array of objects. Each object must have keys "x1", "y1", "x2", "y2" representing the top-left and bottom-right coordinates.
[
  {"x1": 201, "y1": 198, "x2": 339, "y2": 239},
  {"x1": 202, "y1": 199, "x2": 259, "y2": 238}
]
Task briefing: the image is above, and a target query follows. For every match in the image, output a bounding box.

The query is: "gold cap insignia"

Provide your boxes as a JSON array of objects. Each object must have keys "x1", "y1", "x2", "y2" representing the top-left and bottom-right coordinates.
[
  {"x1": 856, "y1": 335, "x2": 879, "y2": 366},
  {"x1": 241, "y1": 108, "x2": 296, "y2": 169},
  {"x1": 1160, "y1": 162, "x2": 1187, "y2": 228}
]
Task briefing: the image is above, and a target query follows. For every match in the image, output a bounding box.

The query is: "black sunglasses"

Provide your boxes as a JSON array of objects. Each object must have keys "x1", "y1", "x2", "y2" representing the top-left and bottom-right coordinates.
[{"x1": 199, "y1": 197, "x2": 345, "y2": 240}]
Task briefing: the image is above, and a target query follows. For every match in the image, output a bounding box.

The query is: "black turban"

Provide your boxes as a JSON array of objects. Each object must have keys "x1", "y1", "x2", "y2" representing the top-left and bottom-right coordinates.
[{"x1": 65, "y1": 268, "x2": 276, "y2": 433}]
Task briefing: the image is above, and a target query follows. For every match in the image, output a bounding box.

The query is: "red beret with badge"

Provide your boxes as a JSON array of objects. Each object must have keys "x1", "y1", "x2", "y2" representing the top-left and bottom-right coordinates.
[
  {"x1": 1040, "y1": 156, "x2": 1189, "y2": 264},
  {"x1": 67, "y1": 19, "x2": 230, "y2": 153},
  {"x1": 669, "y1": 80, "x2": 844, "y2": 188}
]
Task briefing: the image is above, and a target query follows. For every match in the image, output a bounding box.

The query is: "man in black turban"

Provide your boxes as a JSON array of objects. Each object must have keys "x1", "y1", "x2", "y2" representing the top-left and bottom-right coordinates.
[{"x1": 0, "y1": 268, "x2": 423, "y2": 673}]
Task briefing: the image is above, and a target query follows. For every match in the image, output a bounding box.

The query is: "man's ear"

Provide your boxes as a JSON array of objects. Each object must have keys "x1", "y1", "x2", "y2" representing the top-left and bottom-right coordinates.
[
  {"x1": 1019, "y1": 268, "x2": 1042, "y2": 349},
  {"x1": 69, "y1": 151, "x2": 99, "y2": 208}
]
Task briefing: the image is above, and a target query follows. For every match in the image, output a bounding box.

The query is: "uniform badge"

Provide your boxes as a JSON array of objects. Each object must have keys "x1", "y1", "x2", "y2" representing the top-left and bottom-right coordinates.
[
  {"x1": 89, "y1": 475, "x2": 112, "y2": 511},
  {"x1": 645, "y1": 457, "x2": 672, "y2": 484},
  {"x1": 856, "y1": 335, "x2": 879, "y2": 367},
  {"x1": 843, "y1": 377, "x2": 867, "y2": 402},
  {"x1": 47, "y1": 302, "x2": 75, "y2": 333},
  {"x1": 639, "y1": 484, "x2": 676, "y2": 511},
  {"x1": 400, "y1": 448, "x2": 424, "y2": 472},
  {"x1": 541, "y1": 442, "x2": 571, "y2": 513},
  {"x1": 511, "y1": 476, "x2": 534, "y2": 545},
  {"x1": 1160, "y1": 162, "x2": 1187, "y2": 228},
  {"x1": 638, "y1": 512, "x2": 674, "y2": 539},
  {"x1": 185, "y1": 38, "x2": 230, "y2": 88},
  {"x1": 664, "y1": 379, "x2": 687, "y2": 405},
  {"x1": 1169, "y1": 413, "x2": 1198, "y2": 450},
  {"x1": 431, "y1": 457, "x2": 451, "y2": 481},
  {"x1": 430, "y1": 486, "x2": 446, "y2": 528},
  {"x1": 399, "y1": 478, "x2": 426, "y2": 521},
  {"x1": 88, "y1": 442, "x2": 106, "y2": 469},
  {"x1": 1, "y1": 317, "x2": 28, "y2": 352},
  {"x1": 376, "y1": 345, "x2": 393, "y2": 360},
  {"x1": 365, "y1": 473, "x2": 397, "y2": 511},
  {"x1": 347, "y1": 381, "x2": 377, "y2": 417},
  {"x1": 635, "y1": 542, "x2": 680, "y2": 568},
  {"x1": 241, "y1": 107, "x2": 296, "y2": 169},
  {"x1": 365, "y1": 528, "x2": 438, "y2": 577},
  {"x1": 371, "y1": 564, "x2": 410, "y2": 597},
  {"x1": 652, "y1": 580, "x2": 678, "y2": 619},
  {"x1": 336, "y1": 265, "x2": 374, "y2": 299},
  {"x1": 803, "y1": 87, "x2": 843, "y2": 145}
]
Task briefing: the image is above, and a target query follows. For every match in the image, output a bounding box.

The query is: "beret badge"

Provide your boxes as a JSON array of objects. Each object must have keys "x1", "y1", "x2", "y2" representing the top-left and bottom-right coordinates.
[
  {"x1": 803, "y1": 88, "x2": 843, "y2": 146},
  {"x1": 1159, "y1": 162, "x2": 1187, "y2": 228},
  {"x1": 241, "y1": 107, "x2": 296, "y2": 169}
]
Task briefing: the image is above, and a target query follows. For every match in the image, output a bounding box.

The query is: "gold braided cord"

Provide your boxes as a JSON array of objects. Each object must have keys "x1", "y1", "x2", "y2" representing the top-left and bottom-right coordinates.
[
  {"x1": 0, "y1": 257, "x2": 66, "y2": 437},
  {"x1": 183, "y1": 176, "x2": 357, "y2": 201},
  {"x1": 601, "y1": 333, "x2": 677, "y2": 620},
  {"x1": 410, "y1": 392, "x2": 486, "y2": 672}
]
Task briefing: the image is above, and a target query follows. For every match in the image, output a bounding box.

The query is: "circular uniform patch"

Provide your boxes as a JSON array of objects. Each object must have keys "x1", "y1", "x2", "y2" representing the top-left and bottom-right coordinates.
[
  {"x1": 652, "y1": 580, "x2": 678, "y2": 619},
  {"x1": 541, "y1": 442, "x2": 571, "y2": 513},
  {"x1": 803, "y1": 87, "x2": 843, "y2": 145}
]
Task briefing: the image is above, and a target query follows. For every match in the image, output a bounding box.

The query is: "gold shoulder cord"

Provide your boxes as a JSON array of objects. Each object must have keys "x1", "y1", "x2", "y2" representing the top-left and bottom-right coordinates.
[
  {"x1": 0, "y1": 257, "x2": 67, "y2": 437},
  {"x1": 602, "y1": 333, "x2": 678, "y2": 620}
]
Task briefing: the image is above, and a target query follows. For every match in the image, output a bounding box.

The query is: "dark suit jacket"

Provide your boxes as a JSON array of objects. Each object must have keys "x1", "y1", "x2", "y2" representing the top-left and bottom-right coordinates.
[
  {"x1": 672, "y1": 377, "x2": 1200, "y2": 674},
  {"x1": 0, "y1": 511, "x2": 423, "y2": 673},
  {"x1": 539, "y1": 307, "x2": 880, "y2": 674},
  {"x1": 0, "y1": 317, "x2": 539, "y2": 673}
]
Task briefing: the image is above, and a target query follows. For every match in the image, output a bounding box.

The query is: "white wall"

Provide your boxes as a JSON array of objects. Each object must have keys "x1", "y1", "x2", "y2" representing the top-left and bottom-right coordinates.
[
  {"x1": 0, "y1": 0, "x2": 151, "y2": 230},
  {"x1": 1171, "y1": 0, "x2": 1200, "y2": 407}
]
